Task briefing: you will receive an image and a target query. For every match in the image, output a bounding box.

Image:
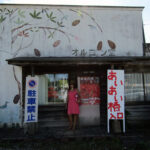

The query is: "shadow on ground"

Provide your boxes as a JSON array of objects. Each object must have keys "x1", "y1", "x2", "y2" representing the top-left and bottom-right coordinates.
[{"x1": 0, "y1": 126, "x2": 150, "y2": 150}]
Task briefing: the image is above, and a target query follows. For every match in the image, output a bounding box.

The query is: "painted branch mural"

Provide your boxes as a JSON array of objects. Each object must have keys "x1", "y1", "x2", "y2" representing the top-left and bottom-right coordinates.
[
  {"x1": 0, "y1": 7, "x2": 119, "y2": 104},
  {"x1": 0, "y1": 7, "x2": 117, "y2": 57}
]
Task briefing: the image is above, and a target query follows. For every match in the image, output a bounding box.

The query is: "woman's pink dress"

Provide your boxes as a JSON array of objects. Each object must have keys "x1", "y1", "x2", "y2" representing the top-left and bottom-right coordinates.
[{"x1": 67, "y1": 89, "x2": 80, "y2": 115}]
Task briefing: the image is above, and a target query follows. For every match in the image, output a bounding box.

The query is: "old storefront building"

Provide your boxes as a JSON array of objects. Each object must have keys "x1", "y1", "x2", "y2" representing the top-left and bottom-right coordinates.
[{"x1": 0, "y1": 4, "x2": 150, "y2": 132}]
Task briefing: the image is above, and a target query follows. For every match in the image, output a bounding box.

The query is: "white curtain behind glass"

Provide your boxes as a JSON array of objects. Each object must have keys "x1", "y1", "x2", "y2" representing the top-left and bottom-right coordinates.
[
  {"x1": 38, "y1": 74, "x2": 68, "y2": 104},
  {"x1": 125, "y1": 73, "x2": 144, "y2": 102},
  {"x1": 38, "y1": 75, "x2": 48, "y2": 105},
  {"x1": 144, "y1": 74, "x2": 150, "y2": 101}
]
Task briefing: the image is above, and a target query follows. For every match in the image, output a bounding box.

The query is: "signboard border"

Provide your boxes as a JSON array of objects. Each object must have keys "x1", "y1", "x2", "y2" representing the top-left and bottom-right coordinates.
[{"x1": 107, "y1": 69, "x2": 125, "y2": 133}]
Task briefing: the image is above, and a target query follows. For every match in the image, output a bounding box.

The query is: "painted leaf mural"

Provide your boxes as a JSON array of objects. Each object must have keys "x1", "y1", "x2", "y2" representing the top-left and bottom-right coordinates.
[
  {"x1": 14, "y1": 18, "x2": 24, "y2": 25},
  {"x1": 53, "y1": 40, "x2": 61, "y2": 47},
  {"x1": 46, "y1": 12, "x2": 56, "y2": 23},
  {"x1": 97, "y1": 41, "x2": 102, "y2": 50},
  {"x1": 0, "y1": 15, "x2": 6, "y2": 23},
  {"x1": 30, "y1": 10, "x2": 42, "y2": 19},
  {"x1": 34, "y1": 48, "x2": 41, "y2": 56},
  {"x1": 18, "y1": 10, "x2": 25, "y2": 18},
  {"x1": 13, "y1": 94, "x2": 20, "y2": 104},
  {"x1": 108, "y1": 40, "x2": 116, "y2": 49},
  {"x1": 57, "y1": 21, "x2": 64, "y2": 27},
  {"x1": 72, "y1": 20, "x2": 80, "y2": 26},
  {"x1": 77, "y1": 10, "x2": 83, "y2": 17},
  {"x1": 70, "y1": 9, "x2": 102, "y2": 32}
]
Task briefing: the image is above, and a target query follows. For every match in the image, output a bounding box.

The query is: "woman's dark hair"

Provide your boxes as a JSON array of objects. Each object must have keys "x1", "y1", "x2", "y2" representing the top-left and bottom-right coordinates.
[
  {"x1": 69, "y1": 80, "x2": 77, "y2": 89},
  {"x1": 70, "y1": 80, "x2": 75, "y2": 85}
]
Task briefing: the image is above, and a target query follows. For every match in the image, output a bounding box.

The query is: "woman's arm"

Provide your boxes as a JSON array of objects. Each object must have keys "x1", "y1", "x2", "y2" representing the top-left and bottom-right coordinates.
[
  {"x1": 66, "y1": 91, "x2": 69, "y2": 109},
  {"x1": 76, "y1": 89, "x2": 81, "y2": 103}
]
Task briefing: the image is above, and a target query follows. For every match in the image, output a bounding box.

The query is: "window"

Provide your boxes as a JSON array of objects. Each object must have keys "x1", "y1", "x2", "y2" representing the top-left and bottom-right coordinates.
[
  {"x1": 125, "y1": 73, "x2": 144, "y2": 102},
  {"x1": 47, "y1": 74, "x2": 68, "y2": 103},
  {"x1": 38, "y1": 74, "x2": 68, "y2": 105},
  {"x1": 144, "y1": 73, "x2": 150, "y2": 101}
]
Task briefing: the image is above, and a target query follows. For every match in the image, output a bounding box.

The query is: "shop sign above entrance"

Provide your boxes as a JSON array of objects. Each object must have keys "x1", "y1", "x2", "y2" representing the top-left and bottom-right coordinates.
[
  {"x1": 107, "y1": 70, "x2": 125, "y2": 133},
  {"x1": 24, "y1": 76, "x2": 39, "y2": 123}
]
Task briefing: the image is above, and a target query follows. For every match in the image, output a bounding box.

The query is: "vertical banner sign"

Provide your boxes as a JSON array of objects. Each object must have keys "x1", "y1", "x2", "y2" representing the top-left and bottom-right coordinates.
[
  {"x1": 107, "y1": 70, "x2": 125, "y2": 133},
  {"x1": 24, "y1": 76, "x2": 39, "y2": 123}
]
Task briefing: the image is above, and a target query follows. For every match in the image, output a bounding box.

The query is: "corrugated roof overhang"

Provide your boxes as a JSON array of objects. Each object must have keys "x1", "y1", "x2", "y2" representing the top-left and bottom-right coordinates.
[{"x1": 6, "y1": 56, "x2": 150, "y2": 67}]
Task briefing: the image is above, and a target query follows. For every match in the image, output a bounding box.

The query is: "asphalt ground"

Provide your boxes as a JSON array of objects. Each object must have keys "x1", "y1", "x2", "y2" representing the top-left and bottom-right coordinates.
[{"x1": 0, "y1": 126, "x2": 150, "y2": 150}]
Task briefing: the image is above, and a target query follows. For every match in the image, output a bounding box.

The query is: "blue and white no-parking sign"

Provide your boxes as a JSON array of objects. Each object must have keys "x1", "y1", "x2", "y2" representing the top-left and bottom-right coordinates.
[
  {"x1": 24, "y1": 76, "x2": 39, "y2": 123},
  {"x1": 28, "y1": 79, "x2": 37, "y2": 88}
]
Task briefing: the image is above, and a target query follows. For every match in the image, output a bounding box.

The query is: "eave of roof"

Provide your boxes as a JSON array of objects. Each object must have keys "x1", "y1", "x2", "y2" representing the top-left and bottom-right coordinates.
[
  {"x1": 0, "y1": 3, "x2": 144, "y2": 10},
  {"x1": 6, "y1": 56, "x2": 150, "y2": 66}
]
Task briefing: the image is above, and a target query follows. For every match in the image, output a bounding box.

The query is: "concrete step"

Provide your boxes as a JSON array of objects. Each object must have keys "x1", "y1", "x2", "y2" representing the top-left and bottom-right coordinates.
[
  {"x1": 38, "y1": 107, "x2": 66, "y2": 112},
  {"x1": 38, "y1": 116, "x2": 68, "y2": 122},
  {"x1": 38, "y1": 112, "x2": 67, "y2": 119},
  {"x1": 38, "y1": 120, "x2": 69, "y2": 128},
  {"x1": 38, "y1": 111, "x2": 67, "y2": 117},
  {"x1": 38, "y1": 104, "x2": 68, "y2": 128},
  {"x1": 39, "y1": 104, "x2": 66, "y2": 109}
]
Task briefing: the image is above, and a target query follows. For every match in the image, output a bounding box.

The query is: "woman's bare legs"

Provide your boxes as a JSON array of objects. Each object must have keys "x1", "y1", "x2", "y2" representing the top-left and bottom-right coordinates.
[
  {"x1": 72, "y1": 114, "x2": 78, "y2": 130},
  {"x1": 68, "y1": 115, "x2": 73, "y2": 129}
]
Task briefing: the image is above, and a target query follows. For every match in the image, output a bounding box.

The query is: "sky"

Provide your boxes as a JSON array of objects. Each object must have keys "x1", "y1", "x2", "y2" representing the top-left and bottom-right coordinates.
[{"x1": 0, "y1": 0, "x2": 150, "y2": 43}]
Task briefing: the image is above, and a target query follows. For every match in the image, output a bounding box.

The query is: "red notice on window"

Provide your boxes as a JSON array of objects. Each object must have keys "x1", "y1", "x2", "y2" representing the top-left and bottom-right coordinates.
[{"x1": 79, "y1": 77, "x2": 100, "y2": 105}]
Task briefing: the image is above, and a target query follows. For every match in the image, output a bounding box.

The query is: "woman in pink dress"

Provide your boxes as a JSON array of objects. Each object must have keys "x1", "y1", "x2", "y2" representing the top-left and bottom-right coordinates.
[{"x1": 67, "y1": 81, "x2": 80, "y2": 130}]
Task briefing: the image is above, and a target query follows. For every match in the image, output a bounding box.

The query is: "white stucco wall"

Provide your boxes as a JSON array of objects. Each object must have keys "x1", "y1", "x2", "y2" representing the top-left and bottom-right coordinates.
[
  {"x1": 0, "y1": 65, "x2": 22, "y2": 127},
  {"x1": 79, "y1": 105, "x2": 100, "y2": 126},
  {"x1": 0, "y1": 4, "x2": 144, "y2": 126},
  {"x1": 0, "y1": 5, "x2": 144, "y2": 58}
]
